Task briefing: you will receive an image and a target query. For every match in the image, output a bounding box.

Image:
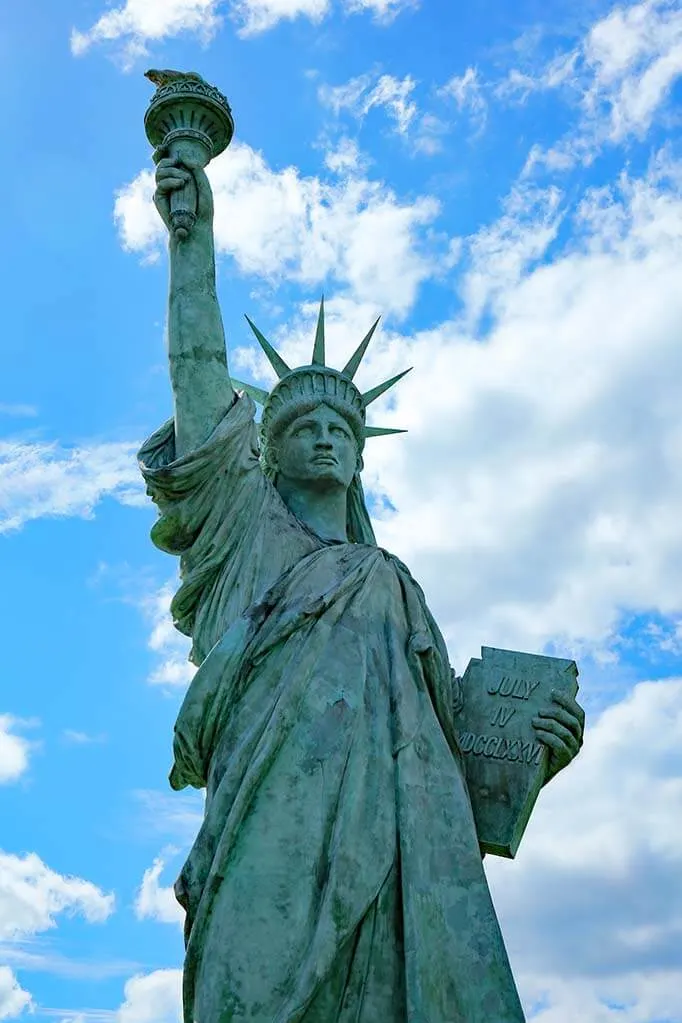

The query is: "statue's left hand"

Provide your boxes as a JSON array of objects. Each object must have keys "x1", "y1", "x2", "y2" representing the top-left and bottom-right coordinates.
[{"x1": 532, "y1": 690, "x2": 585, "y2": 784}]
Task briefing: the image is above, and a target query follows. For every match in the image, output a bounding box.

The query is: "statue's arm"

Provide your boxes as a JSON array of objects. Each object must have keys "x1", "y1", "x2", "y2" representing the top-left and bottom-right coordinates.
[{"x1": 155, "y1": 156, "x2": 236, "y2": 458}]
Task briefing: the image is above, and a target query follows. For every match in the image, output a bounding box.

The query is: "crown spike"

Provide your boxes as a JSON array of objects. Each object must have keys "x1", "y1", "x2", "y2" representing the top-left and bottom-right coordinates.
[
  {"x1": 362, "y1": 367, "x2": 412, "y2": 407},
  {"x1": 342, "y1": 317, "x2": 381, "y2": 380},
  {"x1": 245, "y1": 315, "x2": 291, "y2": 380},
  {"x1": 364, "y1": 426, "x2": 407, "y2": 438},
  {"x1": 312, "y1": 297, "x2": 325, "y2": 366},
  {"x1": 230, "y1": 378, "x2": 270, "y2": 405}
]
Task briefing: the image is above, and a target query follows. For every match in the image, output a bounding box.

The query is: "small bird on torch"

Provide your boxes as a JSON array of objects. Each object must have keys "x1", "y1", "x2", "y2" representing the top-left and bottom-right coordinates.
[{"x1": 144, "y1": 69, "x2": 206, "y2": 88}]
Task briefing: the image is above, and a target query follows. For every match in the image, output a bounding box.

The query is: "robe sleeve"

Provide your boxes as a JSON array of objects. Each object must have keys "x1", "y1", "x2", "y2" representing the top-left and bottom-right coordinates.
[{"x1": 137, "y1": 394, "x2": 287, "y2": 660}]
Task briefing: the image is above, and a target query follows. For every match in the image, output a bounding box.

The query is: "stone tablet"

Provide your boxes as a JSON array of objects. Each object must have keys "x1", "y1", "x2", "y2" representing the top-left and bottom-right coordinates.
[{"x1": 458, "y1": 646, "x2": 579, "y2": 858}]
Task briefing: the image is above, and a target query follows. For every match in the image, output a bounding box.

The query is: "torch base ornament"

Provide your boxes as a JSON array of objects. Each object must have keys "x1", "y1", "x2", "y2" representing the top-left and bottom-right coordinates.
[{"x1": 144, "y1": 70, "x2": 234, "y2": 241}]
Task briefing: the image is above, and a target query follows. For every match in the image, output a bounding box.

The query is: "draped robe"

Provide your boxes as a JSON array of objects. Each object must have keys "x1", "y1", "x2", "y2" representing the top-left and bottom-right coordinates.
[{"x1": 138, "y1": 394, "x2": 526, "y2": 1023}]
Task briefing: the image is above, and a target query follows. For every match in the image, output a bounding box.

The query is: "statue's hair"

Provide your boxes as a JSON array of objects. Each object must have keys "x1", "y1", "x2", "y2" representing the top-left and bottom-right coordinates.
[{"x1": 261, "y1": 395, "x2": 365, "y2": 473}]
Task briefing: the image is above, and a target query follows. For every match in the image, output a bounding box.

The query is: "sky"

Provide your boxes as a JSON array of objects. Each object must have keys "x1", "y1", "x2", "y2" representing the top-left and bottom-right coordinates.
[{"x1": 1, "y1": 0, "x2": 682, "y2": 1019}]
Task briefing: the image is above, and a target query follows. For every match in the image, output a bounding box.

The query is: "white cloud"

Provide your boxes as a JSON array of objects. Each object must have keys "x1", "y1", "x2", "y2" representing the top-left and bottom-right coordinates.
[
  {"x1": 495, "y1": 51, "x2": 579, "y2": 106},
  {"x1": 114, "y1": 141, "x2": 444, "y2": 318},
  {"x1": 120, "y1": 146, "x2": 682, "y2": 671},
  {"x1": 0, "y1": 851, "x2": 114, "y2": 941},
  {"x1": 140, "y1": 583, "x2": 195, "y2": 688},
  {"x1": 484, "y1": 676, "x2": 682, "y2": 1021},
  {"x1": 319, "y1": 72, "x2": 419, "y2": 136},
  {"x1": 343, "y1": 0, "x2": 416, "y2": 22},
  {"x1": 459, "y1": 183, "x2": 563, "y2": 325},
  {"x1": 0, "y1": 966, "x2": 32, "y2": 1020},
  {"x1": 70, "y1": 0, "x2": 222, "y2": 67},
  {"x1": 0, "y1": 717, "x2": 32, "y2": 785},
  {"x1": 363, "y1": 74, "x2": 418, "y2": 135},
  {"x1": 348, "y1": 149, "x2": 682, "y2": 668},
  {"x1": 70, "y1": 0, "x2": 415, "y2": 57},
  {"x1": 117, "y1": 970, "x2": 182, "y2": 1023},
  {"x1": 323, "y1": 136, "x2": 365, "y2": 175},
  {"x1": 134, "y1": 859, "x2": 184, "y2": 927},
  {"x1": 0, "y1": 439, "x2": 145, "y2": 534},
  {"x1": 438, "y1": 66, "x2": 488, "y2": 132},
  {"x1": 584, "y1": 0, "x2": 682, "y2": 143},
  {"x1": 230, "y1": 0, "x2": 329, "y2": 36},
  {"x1": 500, "y1": 0, "x2": 682, "y2": 172},
  {"x1": 318, "y1": 71, "x2": 448, "y2": 156}
]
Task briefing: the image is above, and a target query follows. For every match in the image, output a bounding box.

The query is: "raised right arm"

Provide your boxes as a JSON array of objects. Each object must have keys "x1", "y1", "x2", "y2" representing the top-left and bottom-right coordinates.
[{"x1": 154, "y1": 156, "x2": 236, "y2": 458}]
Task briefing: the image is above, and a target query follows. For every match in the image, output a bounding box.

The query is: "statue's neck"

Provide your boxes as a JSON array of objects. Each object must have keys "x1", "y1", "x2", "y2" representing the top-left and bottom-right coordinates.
[{"x1": 276, "y1": 479, "x2": 348, "y2": 543}]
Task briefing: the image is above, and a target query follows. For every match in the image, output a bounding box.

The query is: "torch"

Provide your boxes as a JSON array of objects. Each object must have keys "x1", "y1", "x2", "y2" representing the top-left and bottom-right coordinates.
[{"x1": 144, "y1": 70, "x2": 234, "y2": 241}]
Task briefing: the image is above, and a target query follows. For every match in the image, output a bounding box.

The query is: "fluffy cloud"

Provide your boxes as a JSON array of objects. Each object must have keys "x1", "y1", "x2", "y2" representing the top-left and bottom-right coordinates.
[
  {"x1": 70, "y1": 0, "x2": 223, "y2": 67},
  {"x1": 317, "y1": 70, "x2": 447, "y2": 152},
  {"x1": 342, "y1": 0, "x2": 416, "y2": 19},
  {"x1": 458, "y1": 182, "x2": 563, "y2": 326},
  {"x1": 438, "y1": 66, "x2": 488, "y2": 133},
  {"x1": 139, "y1": 583, "x2": 194, "y2": 688},
  {"x1": 0, "y1": 851, "x2": 114, "y2": 941},
  {"x1": 484, "y1": 676, "x2": 682, "y2": 1021},
  {"x1": 584, "y1": 0, "x2": 682, "y2": 143},
  {"x1": 120, "y1": 144, "x2": 682, "y2": 669},
  {"x1": 211, "y1": 145, "x2": 682, "y2": 668},
  {"x1": 319, "y1": 72, "x2": 419, "y2": 135},
  {"x1": 346, "y1": 150, "x2": 682, "y2": 669},
  {"x1": 0, "y1": 439, "x2": 144, "y2": 534},
  {"x1": 134, "y1": 859, "x2": 184, "y2": 927},
  {"x1": 497, "y1": 0, "x2": 682, "y2": 172},
  {"x1": 117, "y1": 970, "x2": 182, "y2": 1023},
  {"x1": 114, "y1": 141, "x2": 444, "y2": 317},
  {"x1": 70, "y1": 0, "x2": 415, "y2": 57},
  {"x1": 0, "y1": 717, "x2": 32, "y2": 785},
  {"x1": 229, "y1": 0, "x2": 330, "y2": 36},
  {"x1": 0, "y1": 966, "x2": 32, "y2": 1020},
  {"x1": 323, "y1": 136, "x2": 366, "y2": 175}
]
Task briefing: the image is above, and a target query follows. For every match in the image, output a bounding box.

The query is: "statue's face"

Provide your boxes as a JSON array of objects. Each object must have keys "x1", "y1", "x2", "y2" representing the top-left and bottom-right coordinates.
[{"x1": 275, "y1": 403, "x2": 359, "y2": 491}]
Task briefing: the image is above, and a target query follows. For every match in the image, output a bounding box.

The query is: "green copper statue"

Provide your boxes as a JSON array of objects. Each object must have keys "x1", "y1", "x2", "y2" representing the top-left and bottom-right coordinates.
[{"x1": 138, "y1": 72, "x2": 584, "y2": 1023}]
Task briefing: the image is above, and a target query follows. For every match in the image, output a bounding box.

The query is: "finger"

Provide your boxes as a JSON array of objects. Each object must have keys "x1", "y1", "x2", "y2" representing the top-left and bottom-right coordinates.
[
  {"x1": 535, "y1": 716, "x2": 580, "y2": 751},
  {"x1": 537, "y1": 706, "x2": 583, "y2": 742},
  {"x1": 156, "y1": 168, "x2": 190, "y2": 183},
  {"x1": 155, "y1": 162, "x2": 183, "y2": 178},
  {"x1": 552, "y1": 690, "x2": 586, "y2": 725},
  {"x1": 155, "y1": 176, "x2": 190, "y2": 194},
  {"x1": 155, "y1": 183, "x2": 186, "y2": 200},
  {"x1": 533, "y1": 717, "x2": 580, "y2": 753},
  {"x1": 533, "y1": 728, "x2": 572, "y2": 764}
]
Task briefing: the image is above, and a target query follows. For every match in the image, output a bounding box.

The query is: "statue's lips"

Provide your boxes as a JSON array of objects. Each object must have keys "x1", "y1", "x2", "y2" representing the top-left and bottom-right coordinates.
[{"x1": 311, "y1": 455, "x2": 337, "y2": 465}]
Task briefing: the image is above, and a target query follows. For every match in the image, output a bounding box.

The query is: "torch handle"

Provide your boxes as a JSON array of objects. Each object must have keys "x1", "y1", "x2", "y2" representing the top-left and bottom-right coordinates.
[
  {"x1": 169, "y1": 176, "x2": 198, "y2": 241},
  {"x1": 165, "y1": 136, "x2": 210, "y2": 242}
]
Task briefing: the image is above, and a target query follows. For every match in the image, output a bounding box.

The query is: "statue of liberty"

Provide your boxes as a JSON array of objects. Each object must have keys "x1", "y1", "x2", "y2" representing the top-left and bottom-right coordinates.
[{"x1": 137, "y1": 76, "x2": 584, "y2": 1023}]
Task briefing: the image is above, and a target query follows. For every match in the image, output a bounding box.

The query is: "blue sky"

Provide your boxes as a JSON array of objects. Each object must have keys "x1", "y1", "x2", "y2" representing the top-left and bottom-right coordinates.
[{"x1": 2, "y1": 0, "x2": 682, "y2": 1020}]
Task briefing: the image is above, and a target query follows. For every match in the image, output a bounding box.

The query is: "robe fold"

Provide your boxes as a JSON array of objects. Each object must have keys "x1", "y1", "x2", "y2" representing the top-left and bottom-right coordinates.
[{"x1": 138, "y1": 394, "x2": 526, "y2": 1023}]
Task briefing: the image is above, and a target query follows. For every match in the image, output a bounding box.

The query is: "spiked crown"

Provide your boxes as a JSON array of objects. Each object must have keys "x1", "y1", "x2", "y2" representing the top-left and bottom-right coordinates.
[{"x1": 231, "y1": 299, "x2": 410, "y2": 459}]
